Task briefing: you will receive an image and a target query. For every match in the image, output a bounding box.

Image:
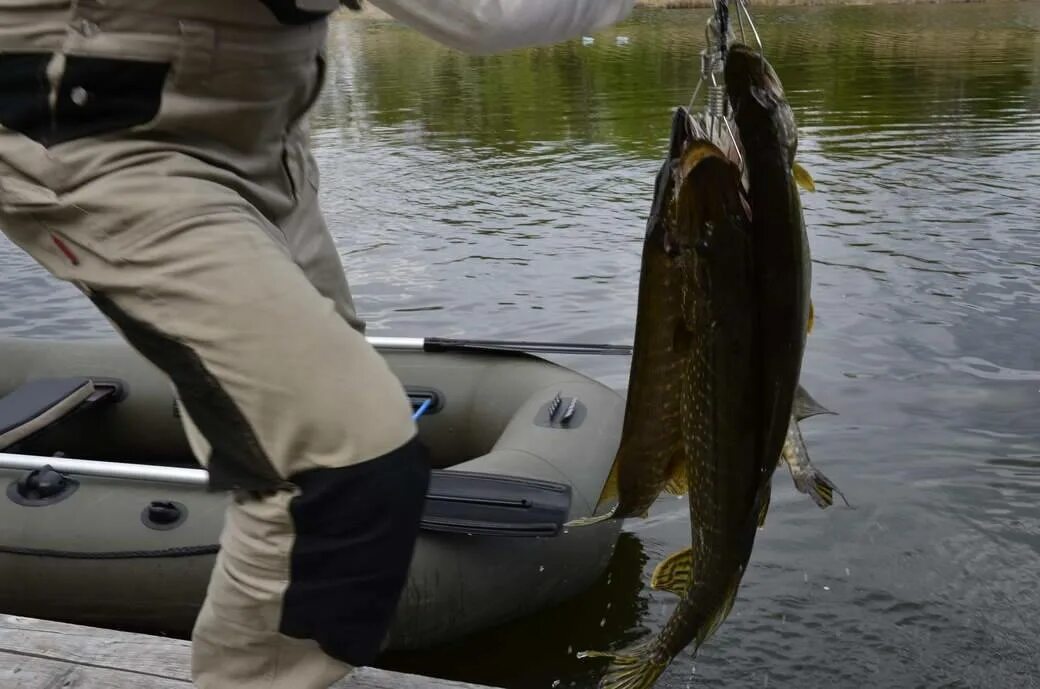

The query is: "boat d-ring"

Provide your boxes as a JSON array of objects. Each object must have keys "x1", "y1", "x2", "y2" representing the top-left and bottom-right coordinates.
[
  {"x1": 141, "y1": 500, "x2": 188, "y2": 531},
  {"x1": 6, "y1": 464, "x2": 79, "y2": 507}
]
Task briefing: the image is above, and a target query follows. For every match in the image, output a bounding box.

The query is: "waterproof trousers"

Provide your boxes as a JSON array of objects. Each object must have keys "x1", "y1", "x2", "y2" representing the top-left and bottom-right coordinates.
[{"x1": 0, "y1": 2, "x2": 431, "y2": 687}]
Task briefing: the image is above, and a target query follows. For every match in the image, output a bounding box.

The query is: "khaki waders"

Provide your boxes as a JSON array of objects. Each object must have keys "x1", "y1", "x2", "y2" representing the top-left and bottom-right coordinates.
[{"x1": 0, "y1": 2, "x2": 431, "y2": 687}]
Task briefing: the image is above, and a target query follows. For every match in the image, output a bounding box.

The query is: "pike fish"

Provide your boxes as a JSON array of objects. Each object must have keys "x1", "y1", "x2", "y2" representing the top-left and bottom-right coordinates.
[
  {"x1": 725, "y1": 42, "x2": 813, "y2": 482},
  {"x1": 566, "y1": 109, "x2": 709, "y2": 529},
  {"x1": 576, "y1": 45, "x2": 814, "y2": 689},
  {"x1": 724, "y1": 40, "x2": 848, "y2": 511},
  {"x1": 568, "y1": 72, "x2": 829, "y2": 528}
]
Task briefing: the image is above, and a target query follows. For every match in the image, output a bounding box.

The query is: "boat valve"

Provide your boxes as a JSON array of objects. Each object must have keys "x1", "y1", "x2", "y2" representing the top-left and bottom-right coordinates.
[
  {"x1": 142, "y1": 500, "x2": 187, "y2": 530},
  {"x1": 7, "y1": 465, "x2": 79, "y2": 506}
]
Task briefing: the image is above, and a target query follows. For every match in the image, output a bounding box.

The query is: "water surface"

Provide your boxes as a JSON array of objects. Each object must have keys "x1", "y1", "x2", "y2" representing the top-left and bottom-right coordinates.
[{"x1": 2, "y1": 2, "x2": 1039, "y2": 687}]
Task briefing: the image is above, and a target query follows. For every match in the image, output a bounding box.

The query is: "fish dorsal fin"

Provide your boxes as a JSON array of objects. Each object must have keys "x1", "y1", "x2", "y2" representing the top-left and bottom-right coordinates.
[
  {"x1": 793, "y1": 162, "x2": 815, "y2": 192},
  {"x1": 650, "y1": 547, "x2": 693, "y2": 596}
]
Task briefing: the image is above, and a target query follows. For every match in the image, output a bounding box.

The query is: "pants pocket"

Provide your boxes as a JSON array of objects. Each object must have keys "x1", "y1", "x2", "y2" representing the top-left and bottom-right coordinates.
[
  {"x1": 0, "y1": 53, "x2": 171, "y2": 148},
  {"x1": 51, "y1": 56, "x2": 171, "y2": 146},
  {"x1": 0, "y1": 52, "x2": 52, "y2": 144}
]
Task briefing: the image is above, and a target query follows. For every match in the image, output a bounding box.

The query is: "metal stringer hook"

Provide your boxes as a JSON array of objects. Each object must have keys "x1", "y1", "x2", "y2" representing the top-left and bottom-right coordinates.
[{"x1": 686, "y1": 0, "x2": 748, "y2": 167}]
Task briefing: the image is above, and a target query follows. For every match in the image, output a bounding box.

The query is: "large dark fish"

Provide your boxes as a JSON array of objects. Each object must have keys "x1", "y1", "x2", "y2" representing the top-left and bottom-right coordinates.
[
  {"x1": 569, "y1": 54, "x2": 822, "y2": 528},
  {"x1": 577, "y1": 45, "x2": 813, "y2": 689},
  {"x1": 726, "y1": 41, "x2": 813, "y2": 482},
  {"x1": 577, "y1": 123, "x2": 761, "y2": 689},
  {"x1": 566, "y1": 109, "x2": 710, "y2": 529},
  {"x1": 723, "y1": 42, "x2": 847, "y2": 511}
]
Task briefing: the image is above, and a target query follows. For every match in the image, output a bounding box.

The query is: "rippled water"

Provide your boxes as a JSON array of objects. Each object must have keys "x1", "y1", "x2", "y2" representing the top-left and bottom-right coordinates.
[{"x1": 3, "y1": 2, "x2": 1040, "y2": 687}]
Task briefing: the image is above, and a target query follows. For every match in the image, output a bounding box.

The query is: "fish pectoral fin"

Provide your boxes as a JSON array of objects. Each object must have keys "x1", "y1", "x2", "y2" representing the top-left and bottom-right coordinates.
[
  {"x1": 662, "y1": 475, "x2": 686, "y2": 496},
  {"x1": 650, "y1": 547, "x2": 693, "y2": 596},
  {"x1": 565, "y1": 504, "x2": 619, "y2": 528},
  {"x1": 662, "y1": 454, "x2": 688, "y2": 496},
  {"x1": 577, "y1": 642, "x2": 666, "y2": 689},
  {"x1": 793, "y1": 384, "x2": 836, "y2": 420},
  {"x1": 807, "y1": 299, "x2": 814, "y2": 334},
  {"x1": 793, "y1": 162, "x2": 816, "y2": 192}
]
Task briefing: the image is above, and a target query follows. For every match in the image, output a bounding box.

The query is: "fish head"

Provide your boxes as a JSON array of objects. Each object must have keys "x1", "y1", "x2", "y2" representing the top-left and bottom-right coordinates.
[
  {"x1": 651, "y1": 112, "x2": 747, "y2": 263},
  {"x1": 724, "y1": 44, "x2": 798, "y2": 165},
  {"x1": 664, "y1": 140, "x2": 743, "y2": 259}
]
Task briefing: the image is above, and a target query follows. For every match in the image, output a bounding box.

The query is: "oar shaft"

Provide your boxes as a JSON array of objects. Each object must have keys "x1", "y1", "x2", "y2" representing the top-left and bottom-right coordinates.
[
  {"x1": 366, "y1": 336, "x2": 633, "y2": 356},
  {"x1": 0, "y1": 453, "x2": 208, "y2": 487},
  {"x1": 366, "y1": 337, "x2": 424, "y2": 350}
]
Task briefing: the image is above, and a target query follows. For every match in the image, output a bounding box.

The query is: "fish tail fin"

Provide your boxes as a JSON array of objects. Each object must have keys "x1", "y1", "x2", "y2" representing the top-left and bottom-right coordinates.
[
  {"x1": 782, "y1": 418, "x2": 851, "y2": 510},
  {"x1": 578, "y1": 643, "x2": 667, "y2": 689},
  {"x1": 793, "y1": 465, "x2": 851, "y2": 509}
]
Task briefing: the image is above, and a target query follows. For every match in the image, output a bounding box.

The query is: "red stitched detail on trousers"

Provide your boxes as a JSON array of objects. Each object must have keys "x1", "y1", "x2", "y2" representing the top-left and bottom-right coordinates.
[{"x1": 51, "y1": 234, "x2": 80, "y2": 266}]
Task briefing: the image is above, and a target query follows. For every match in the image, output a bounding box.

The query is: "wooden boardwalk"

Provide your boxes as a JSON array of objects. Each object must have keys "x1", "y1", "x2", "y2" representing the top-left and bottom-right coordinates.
[{"x1": 0, "y1": 613, "x2": 496, "y2": 689}]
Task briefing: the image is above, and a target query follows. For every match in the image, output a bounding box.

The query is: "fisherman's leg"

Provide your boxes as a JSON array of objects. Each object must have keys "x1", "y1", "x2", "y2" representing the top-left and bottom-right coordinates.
[
  {"x1": 277, "y1": 115, "x2": 367, "y2": 333},
  {"x1": 0, "y1": 6, "x2": 428, "y2": 684},
  {"x1": 0, "y1": 185, "x2": 429, "y2": 686}
]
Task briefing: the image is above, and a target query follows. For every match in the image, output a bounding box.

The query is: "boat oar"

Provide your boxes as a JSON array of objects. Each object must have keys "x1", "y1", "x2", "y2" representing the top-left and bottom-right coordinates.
[{"x1": 367, "y1": 336, "x2": 633, "y2": 356}]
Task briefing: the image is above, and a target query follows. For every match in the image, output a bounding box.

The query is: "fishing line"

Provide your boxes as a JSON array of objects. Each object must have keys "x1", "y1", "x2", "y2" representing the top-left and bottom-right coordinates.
[{"x1": 715, "y1": 0, "x2": 729, "y2": 59}]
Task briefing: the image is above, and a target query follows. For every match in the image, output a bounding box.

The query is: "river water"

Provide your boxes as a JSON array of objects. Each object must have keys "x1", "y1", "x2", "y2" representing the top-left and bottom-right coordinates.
[{"x1": 2, "y1": 2, "x2": 1039, "y2": 688}]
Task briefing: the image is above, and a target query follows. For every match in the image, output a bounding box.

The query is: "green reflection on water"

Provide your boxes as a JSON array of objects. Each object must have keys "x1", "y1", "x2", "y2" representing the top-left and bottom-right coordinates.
[{"x1": 316, "y1": 3, "x2": 1039, "y2": 158}]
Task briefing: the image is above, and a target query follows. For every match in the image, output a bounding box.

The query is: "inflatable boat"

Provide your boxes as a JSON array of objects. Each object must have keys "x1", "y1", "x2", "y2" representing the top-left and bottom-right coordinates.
[{"x1": 0, "y1": 335, "x2": 625, "y2": 650}]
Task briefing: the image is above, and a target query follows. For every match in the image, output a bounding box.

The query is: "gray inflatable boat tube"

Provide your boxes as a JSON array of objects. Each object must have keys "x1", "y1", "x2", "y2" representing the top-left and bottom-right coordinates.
[{"x1": 0, "y1": 336, "x2": 624, "y2": 649}]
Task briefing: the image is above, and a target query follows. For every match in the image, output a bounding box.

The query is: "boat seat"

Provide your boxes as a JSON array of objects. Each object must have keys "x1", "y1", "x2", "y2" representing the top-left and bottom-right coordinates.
[{"x1": 0, "y1": 377, "x2": 123, "y2": 452}]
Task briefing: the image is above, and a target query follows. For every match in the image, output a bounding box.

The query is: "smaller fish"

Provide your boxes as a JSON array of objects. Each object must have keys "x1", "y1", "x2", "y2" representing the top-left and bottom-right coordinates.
[{"x1": 780, "y1": 386, "x2": 850, "y2": 509}]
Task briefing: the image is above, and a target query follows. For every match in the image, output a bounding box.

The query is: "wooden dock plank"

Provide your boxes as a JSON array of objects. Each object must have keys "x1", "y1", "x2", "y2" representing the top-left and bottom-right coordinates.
[
  {"x1": 0, "y1": 648, "x2": 189, "y2": 688},
  {"x1": 0, "y1": 614, "x2": 495, "y2": 689}
]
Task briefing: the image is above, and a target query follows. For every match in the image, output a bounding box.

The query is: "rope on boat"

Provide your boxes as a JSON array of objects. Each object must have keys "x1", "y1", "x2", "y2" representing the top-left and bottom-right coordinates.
[{"x1": 0, "y1": 543, "x2": 219, "y2": 559}]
